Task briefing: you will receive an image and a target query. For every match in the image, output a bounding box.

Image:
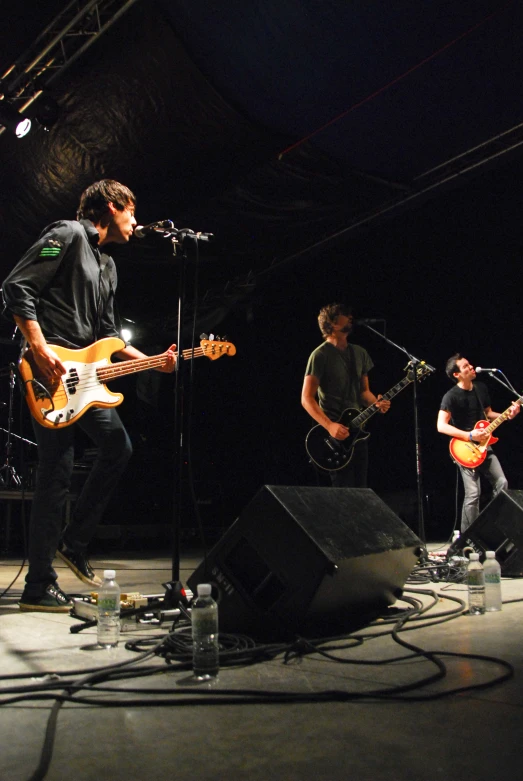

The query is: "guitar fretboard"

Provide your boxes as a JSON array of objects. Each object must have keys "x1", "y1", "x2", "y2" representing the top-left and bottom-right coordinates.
[
  {"x1": 480, "y1": 395, "x2": 523, "y2": 435},
  {"x1": 351, "y1": 375, "x2": 413, "y2": 428},
  {"x1": 96, "y1": 346, "x2": 207, "y2": 382}
]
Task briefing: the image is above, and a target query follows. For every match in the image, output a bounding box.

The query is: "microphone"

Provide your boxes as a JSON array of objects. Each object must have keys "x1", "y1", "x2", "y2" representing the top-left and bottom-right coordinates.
[
  {"x1": 354, "y1": 318, "x2": 385, "y2": 325},
  {"x1": 475, "y1": 367, "x2": 499, "y2": 373},
  {"x1": 134, "y1": 220, "x2": 174, "y2": 238}
]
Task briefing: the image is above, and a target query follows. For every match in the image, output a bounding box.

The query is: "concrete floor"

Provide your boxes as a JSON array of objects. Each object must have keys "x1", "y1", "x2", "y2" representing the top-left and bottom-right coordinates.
[{"x1": 1, "y1": 547, "x2": 523, "y2": 781}]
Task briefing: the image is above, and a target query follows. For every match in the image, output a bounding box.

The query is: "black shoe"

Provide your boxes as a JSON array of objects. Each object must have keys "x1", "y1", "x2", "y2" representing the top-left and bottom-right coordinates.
[
  {"x1": 56, "y1": 543, "x2": 102, "y2": 587},
  {"x1": 19, "y1": 583, "x2": 73, "y2": 613}
]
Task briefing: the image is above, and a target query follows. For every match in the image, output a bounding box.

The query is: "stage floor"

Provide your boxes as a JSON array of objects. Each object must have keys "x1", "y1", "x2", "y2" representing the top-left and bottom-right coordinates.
[{"x1": 1, "y1": 546, "x2": 523, "y2": 781}]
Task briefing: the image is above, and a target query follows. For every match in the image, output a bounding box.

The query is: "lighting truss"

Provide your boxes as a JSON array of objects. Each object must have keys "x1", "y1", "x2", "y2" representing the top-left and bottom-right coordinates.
[{"x1": 0, "y1": 0, "x2": 141, "y2": 136}]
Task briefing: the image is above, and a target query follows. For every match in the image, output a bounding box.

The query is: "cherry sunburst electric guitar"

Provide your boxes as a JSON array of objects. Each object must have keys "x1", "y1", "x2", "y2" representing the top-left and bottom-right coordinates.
[
  {"x1": 449, "y1": 395, "x2": 523, "y2": 468},
  {"x1": 19, "y1": 336, "x2": 236, "y2": 429},
  {"x1": 305, "y1": 361, "x2": 433, "y2": 471}
]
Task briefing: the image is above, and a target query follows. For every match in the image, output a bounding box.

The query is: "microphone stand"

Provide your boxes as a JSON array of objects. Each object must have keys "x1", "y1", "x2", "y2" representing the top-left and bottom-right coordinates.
[
  {"x1": 146, "y1": 225, "x2": 212, "y2": 583},
  {"x1": 480, "y1": 369, "x2": 522, "y2": 399},
  {"x1": 357, "y1": 322, "x2": 435, "y2": 558},
  {"x1": 0, "y1": 364, "x2": 24, "y2": 489}
]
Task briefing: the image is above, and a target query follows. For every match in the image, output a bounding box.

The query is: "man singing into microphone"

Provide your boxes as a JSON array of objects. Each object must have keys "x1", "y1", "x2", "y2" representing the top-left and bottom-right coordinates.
[
  {"x1": 437, "y1": 354, "x2": 519, "y2": 533},
  {"x1": 301, "y1": 302, "x2": 390, "y2": 487},
  {"x1": 2, "y1": 179, "x2": 176, "y2": 611}
]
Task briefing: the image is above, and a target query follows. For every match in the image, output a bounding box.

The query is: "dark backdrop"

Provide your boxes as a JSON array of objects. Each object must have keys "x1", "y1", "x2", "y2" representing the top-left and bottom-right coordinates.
[{"x1": 1, "y1": 1, "x2": 522, "y2": 547}]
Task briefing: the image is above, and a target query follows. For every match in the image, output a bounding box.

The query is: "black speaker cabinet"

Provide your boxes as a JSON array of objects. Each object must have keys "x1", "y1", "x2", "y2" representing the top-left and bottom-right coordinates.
[
  {"x1": 450, "y1": 489, "x2": 523, "y2": 577},
  {"x1": 187, "y1": 485, "x2": 422, "y2": 639}
]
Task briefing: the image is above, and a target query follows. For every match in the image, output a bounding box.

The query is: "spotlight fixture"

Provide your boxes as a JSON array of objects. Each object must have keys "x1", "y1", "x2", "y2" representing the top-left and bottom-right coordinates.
[
  {"x1": 34, "y1": 94, "x2": 60, "y2": 131},
  {"x1": 0, "y1": 100, "x2": 31, "y2": 138}
]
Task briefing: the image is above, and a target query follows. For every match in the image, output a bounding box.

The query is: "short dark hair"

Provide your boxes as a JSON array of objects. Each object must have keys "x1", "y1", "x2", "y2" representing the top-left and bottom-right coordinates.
[
  {"x1": 318, "y1": 303, "x2": 353, "y2": 338},
  {"x1": 445, "y1": 353, "x2": 463, "y2": 382},
  {"x1": 77, "y1": 179, "x2": 136, "y2": 222}
]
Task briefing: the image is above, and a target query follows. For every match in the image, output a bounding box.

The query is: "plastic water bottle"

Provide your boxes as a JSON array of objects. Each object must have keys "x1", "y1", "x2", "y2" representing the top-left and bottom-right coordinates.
[
  {"x1": 191, "y1": 583, "x2": 219, "y2": 679},
  {"x1": 467, "y1": 553, "x2": 485, "y2": 615},
  {"x1": 452, "y1": 530, "x2": 460, "y2": 543},
  {"x1": 484, "y1": 550, "x2": 502, "y2": 612},
  {"x1": 97, "y1": 569, "x2": 121, "y2": 647}
]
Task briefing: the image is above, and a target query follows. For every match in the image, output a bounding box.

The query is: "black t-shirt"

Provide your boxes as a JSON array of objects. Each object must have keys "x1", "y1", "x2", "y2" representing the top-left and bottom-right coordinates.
[{"x1": 439, "y1": 381, "x2": 491, "y2": 431}]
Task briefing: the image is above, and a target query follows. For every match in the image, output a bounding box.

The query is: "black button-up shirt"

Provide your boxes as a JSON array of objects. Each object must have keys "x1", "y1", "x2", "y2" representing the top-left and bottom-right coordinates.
[{"x1": 2, "y1": 219, "x2": 119, "y2": 349}]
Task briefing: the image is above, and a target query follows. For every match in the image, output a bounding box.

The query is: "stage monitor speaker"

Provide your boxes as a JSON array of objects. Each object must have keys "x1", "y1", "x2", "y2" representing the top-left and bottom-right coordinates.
[
  {"x1": 450, "y1": 489, "x2": 523, "y2": 577},
  {"x1": 187, "y1": 485, "x2": 422, "y2": 640}
]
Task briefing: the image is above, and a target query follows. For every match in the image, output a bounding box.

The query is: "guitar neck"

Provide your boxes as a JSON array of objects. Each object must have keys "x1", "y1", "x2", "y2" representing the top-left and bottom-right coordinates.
[
  {"x1": 351, "y1": 375, "x2": 413, "y2": 428},
  {"x1": 482, "y1": 396, "x2": 523, "y2": 435},
  {"x1": 97, "y1": 346, "x2": 205, "y2": 382}
]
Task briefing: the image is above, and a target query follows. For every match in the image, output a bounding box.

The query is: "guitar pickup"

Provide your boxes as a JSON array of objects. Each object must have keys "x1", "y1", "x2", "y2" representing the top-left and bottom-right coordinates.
[
  {"x1": 325, "y1": 437, "x2": 339, "y2": 453},
  {"x1": 65, "y1": 367, "x2": 80, "y2": 395}
]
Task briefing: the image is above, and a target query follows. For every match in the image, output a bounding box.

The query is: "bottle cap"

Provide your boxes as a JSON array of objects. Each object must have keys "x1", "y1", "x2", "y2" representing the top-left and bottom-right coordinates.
[
  {"x1": 469, "y1": 553, "x2": 480, "y2": 561},
  {"x1": 104, "y1": 569, "x2": 116, "y2": 579},
  {"x1": 485, "y1": 551, "x2": 496, "y2": 558},
  {"x1": 197, "y1": 583, "x2": 212, "y2": 597}
]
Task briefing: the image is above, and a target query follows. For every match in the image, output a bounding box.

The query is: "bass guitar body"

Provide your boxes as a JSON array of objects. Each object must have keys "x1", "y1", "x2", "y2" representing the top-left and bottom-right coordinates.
[
  {"x1": 19, "y1": 337, "x2": 126, "y2": 429},
  {"x1": 305, "y1": 407, "x2": 369, "y2": 471},
  {"x1": 449, "y1": 419, "x2": 498, "y2": 468},
  {"x1": 19, "y1": 336, "x2": 236, "y2": 429}
]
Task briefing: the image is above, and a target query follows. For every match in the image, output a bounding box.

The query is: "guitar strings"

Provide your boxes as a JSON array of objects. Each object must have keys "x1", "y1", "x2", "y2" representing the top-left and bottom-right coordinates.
[
  {"x1": 35, "y1": 350, "x2": 198, "y2": 400},
  {"x1": 30, "y1": 345, "x2": 232, "y2": 407}
]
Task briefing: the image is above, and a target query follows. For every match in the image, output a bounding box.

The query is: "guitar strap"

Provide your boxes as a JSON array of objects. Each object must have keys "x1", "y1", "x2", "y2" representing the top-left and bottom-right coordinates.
[
  {"x1": 472, "y1": 383, "x2": 487, "y2": 426},
  {"x1": 93, "y1": 250, "x2": 116, "y2": 343},
  {"x1": 93, "y1": 248, "x2": 105, "y2": 343},
  {"x1": 471, "y1": 382, "x2": 491, "y2": 459},
  {"x1": 334, "y1": 343, "x2": 360, "y2": 411},
  {"x1": 346, "y1": 344, "x2": 360, "y2": 401}
]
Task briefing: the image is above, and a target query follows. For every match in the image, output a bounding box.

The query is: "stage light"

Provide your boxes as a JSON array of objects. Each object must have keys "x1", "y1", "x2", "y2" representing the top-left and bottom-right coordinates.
[
  {"x1": 34, "y1": 94, "x2": 60, "y2": 131},
  {"x1": 120, "y1": 327, "x2": 133, "y2": 343},
  {"x1": 0, "y1": 100, "x2": 31, "y2": 138}
]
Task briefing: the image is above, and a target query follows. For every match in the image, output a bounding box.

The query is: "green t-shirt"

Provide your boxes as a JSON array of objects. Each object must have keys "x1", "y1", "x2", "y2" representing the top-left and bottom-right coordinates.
[{"x1": 305, "y1": 341, "x2": 374, "y2": 422}]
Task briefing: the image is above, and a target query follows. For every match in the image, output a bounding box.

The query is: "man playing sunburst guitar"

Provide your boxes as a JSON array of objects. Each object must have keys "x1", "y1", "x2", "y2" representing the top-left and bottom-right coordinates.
[
  {"x1": 301, "y1": 302, "x2": 390, "y2": 487},
  {"x1": 437, "y1": 353, "x2": 519, "y2": 534},
  {"x1": 2, "y1": 180, "x2": 176, "y2": 612}
]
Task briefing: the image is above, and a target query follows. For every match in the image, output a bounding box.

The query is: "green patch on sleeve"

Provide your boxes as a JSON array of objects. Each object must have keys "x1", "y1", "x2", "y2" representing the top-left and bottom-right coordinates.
[{"x1": 39, "y1": 239, "x2": 63, "y2": 258}]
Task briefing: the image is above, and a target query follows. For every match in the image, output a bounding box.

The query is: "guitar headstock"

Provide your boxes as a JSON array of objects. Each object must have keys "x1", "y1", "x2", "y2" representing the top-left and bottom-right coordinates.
[
  {"x1": 405, "y1": 360, "x2": 434, "y2": 382},
  {"x1": 200, "y1": 339, "x2": 237, "y2": 360}
]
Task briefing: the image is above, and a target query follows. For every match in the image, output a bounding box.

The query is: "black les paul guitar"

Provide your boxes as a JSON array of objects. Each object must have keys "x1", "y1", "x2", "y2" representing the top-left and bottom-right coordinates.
[{"x1": 305, "y1": 362, "x2": 433, "y2": 471}]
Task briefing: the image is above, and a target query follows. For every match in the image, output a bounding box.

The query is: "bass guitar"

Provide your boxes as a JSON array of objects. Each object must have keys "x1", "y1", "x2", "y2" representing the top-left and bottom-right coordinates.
[
  {"x1": 19, "y1": 336, "x2": 236, "y2": 429},
  {"x1": 449, "y1": 395, "x2": 523, "y2": 468},
  {"x1": 306, "y1": 361, "x2": 433, "y2": 471}
]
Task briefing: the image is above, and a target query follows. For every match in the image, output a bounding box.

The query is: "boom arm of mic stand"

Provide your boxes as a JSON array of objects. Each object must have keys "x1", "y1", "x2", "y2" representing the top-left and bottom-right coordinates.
[
  {"x1": 485, "y1": 370, "x2": 521, "y2": 397},
  {"x1": 357, "y1": 323, "x2": 435, "y2": 372},
  {"x1": 154, "y1": 226, "x2": 213, "y2": 240}
]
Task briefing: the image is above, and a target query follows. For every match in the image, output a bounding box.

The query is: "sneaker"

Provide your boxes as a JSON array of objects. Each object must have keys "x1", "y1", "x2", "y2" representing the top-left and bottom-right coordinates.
[
  {"x1": 19, "y1": 583, "x2": 73, "y2": 613},
  {"x1": 56, "y1": 542, "x2": 102, "y2": 587}
]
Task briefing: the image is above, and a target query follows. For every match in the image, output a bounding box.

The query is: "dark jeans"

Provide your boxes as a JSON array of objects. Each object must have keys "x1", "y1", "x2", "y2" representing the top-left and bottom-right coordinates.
[
  {"x1": 330, "y1": 438, "x2": 369, "y2": 488},
  {"x1": 24, "y1": 406, "x2": 132, "y2": 596}
]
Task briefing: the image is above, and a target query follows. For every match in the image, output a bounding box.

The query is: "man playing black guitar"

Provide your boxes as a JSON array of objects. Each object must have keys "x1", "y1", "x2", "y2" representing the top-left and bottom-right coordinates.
[{"x1": 301, "y1": 303, "x2": 390, "y2": 487}]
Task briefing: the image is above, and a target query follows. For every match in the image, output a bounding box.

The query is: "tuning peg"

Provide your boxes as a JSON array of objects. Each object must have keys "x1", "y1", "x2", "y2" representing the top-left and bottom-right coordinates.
[{"x1": 199, "y1": 333, "x2": 209, "y2": 340}]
